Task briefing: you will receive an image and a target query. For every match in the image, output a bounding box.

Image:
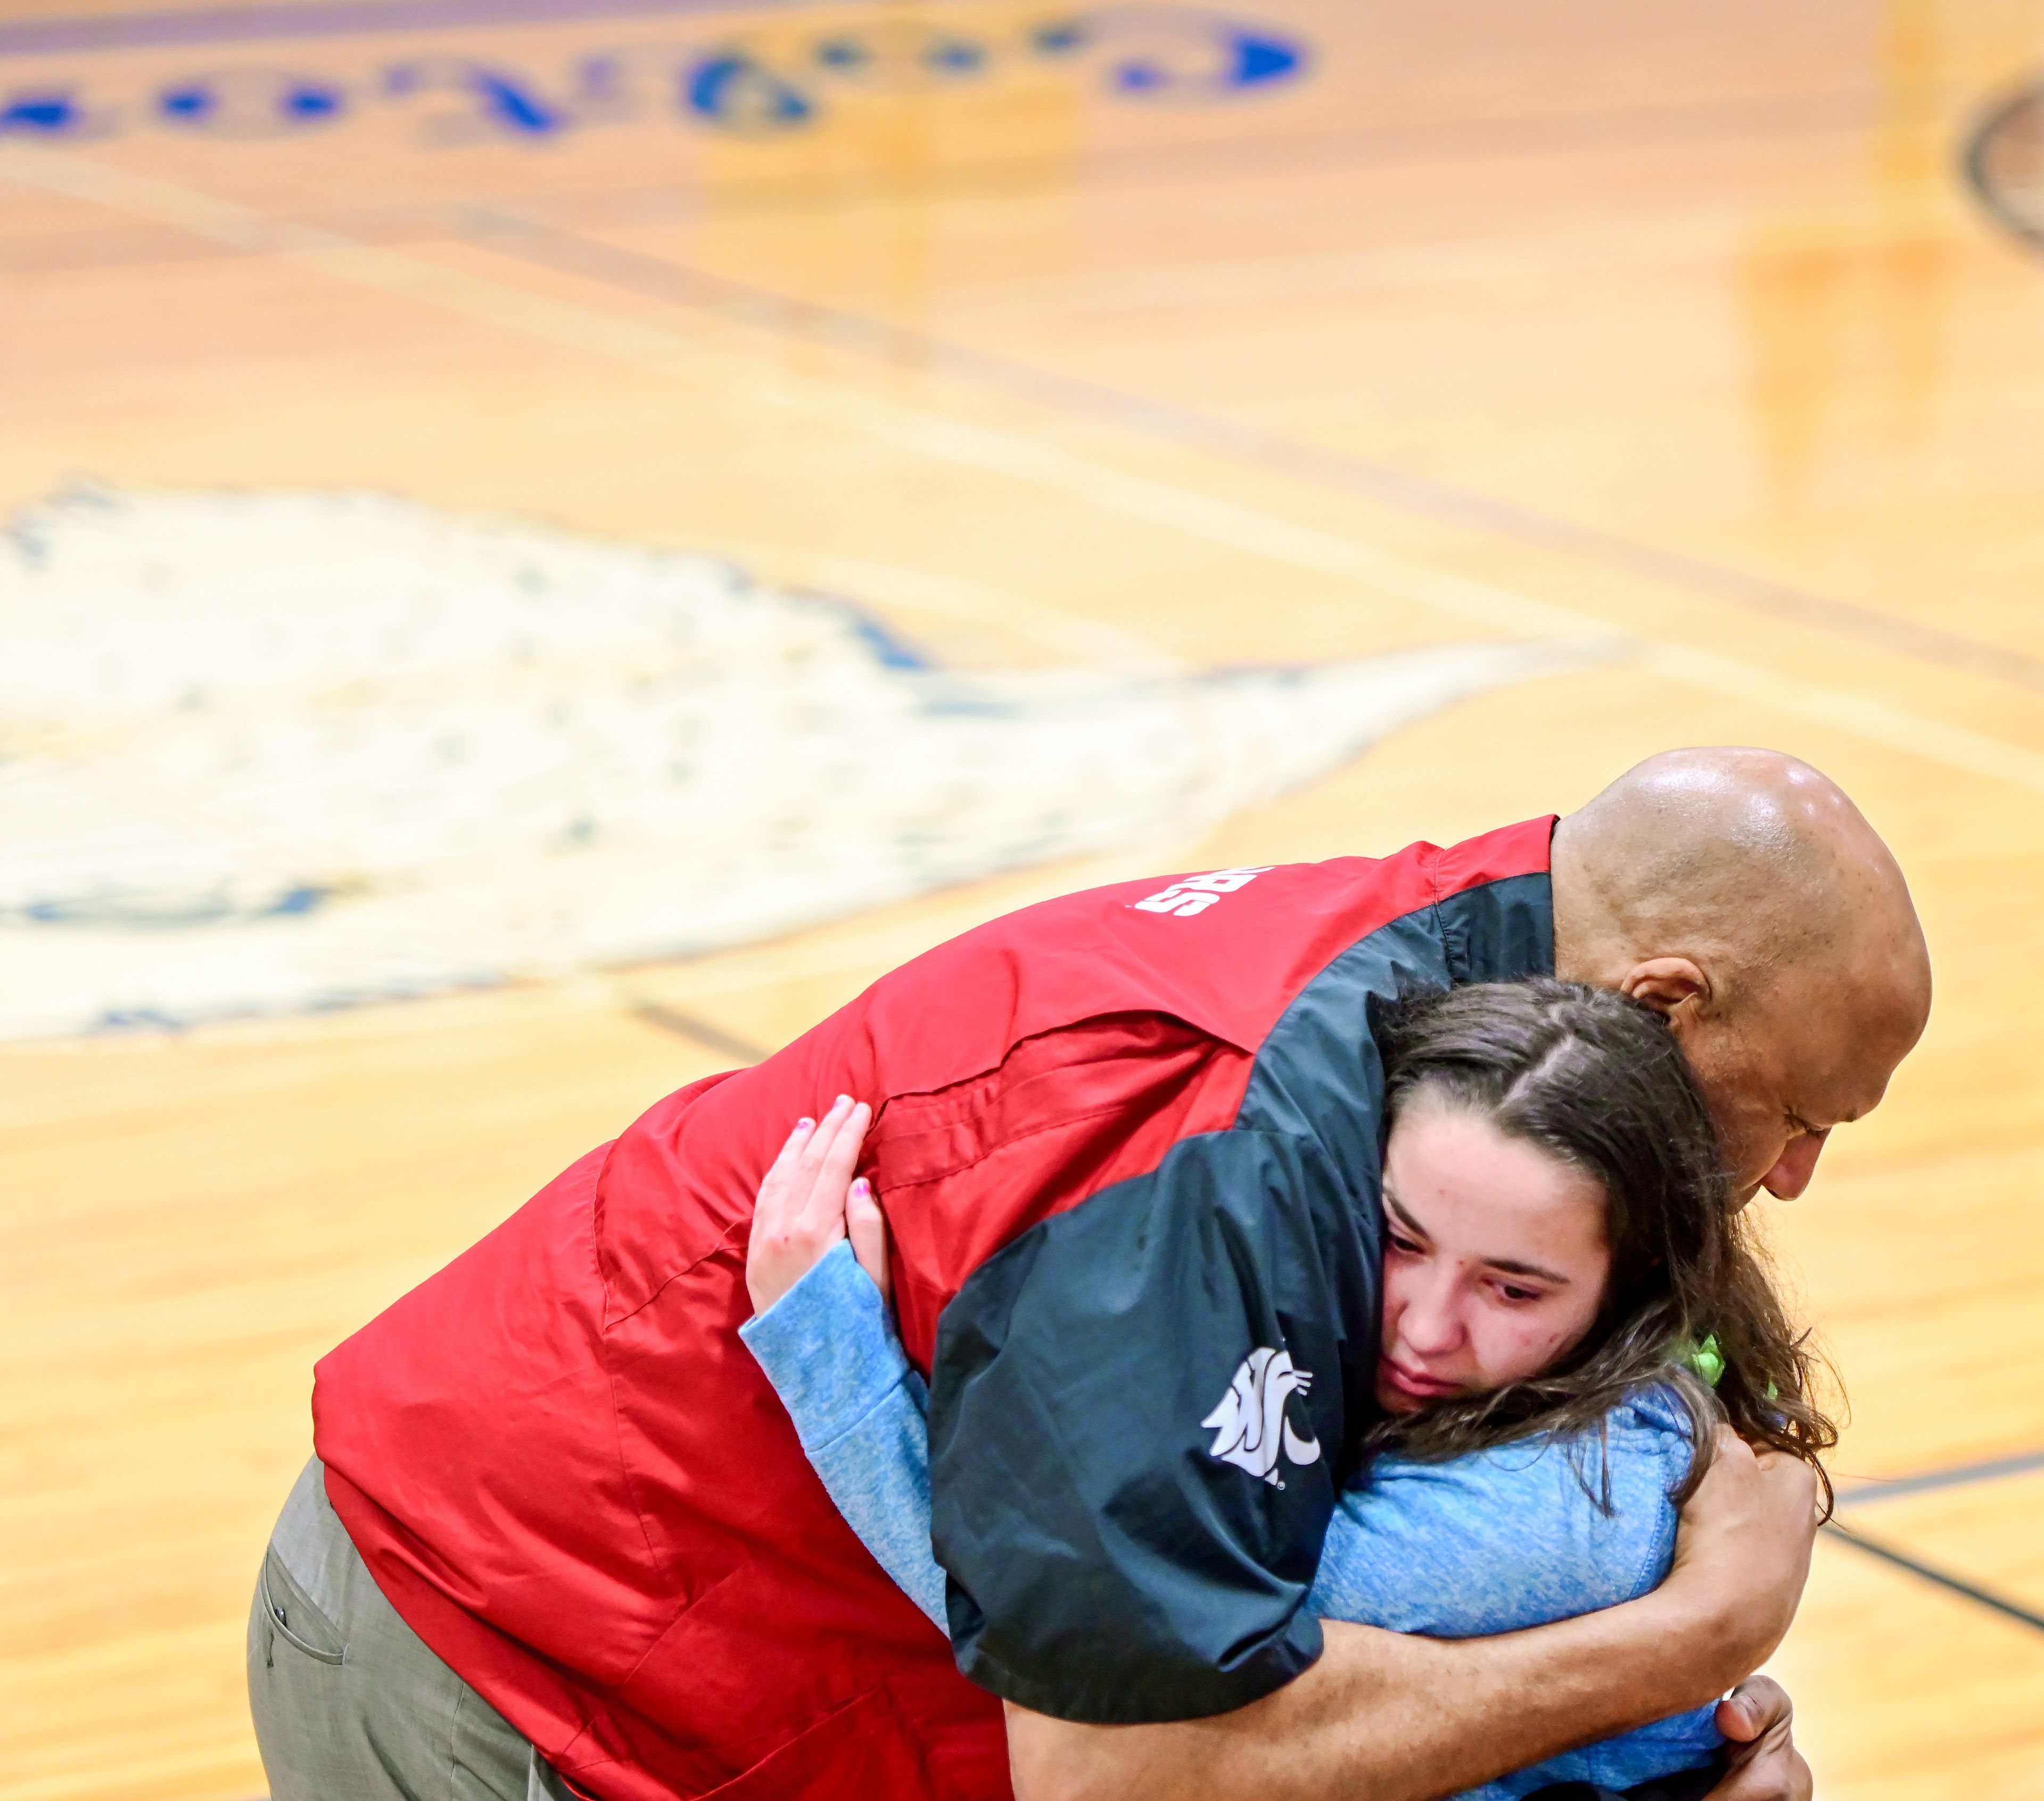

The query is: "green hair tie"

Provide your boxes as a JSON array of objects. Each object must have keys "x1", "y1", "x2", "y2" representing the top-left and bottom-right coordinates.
[{"x1": 1685, "y1": 1335, "x2": 1725, "y2": 1387}]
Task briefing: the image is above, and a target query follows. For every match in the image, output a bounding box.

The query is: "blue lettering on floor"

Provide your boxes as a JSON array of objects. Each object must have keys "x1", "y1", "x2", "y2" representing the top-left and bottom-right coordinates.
[
  {"x1": 2, "y1": 88, "x2": 89, "y2": 133},
  {"x1": 157, "y1": 69, "x2": 349, "y2": 135},
  {"x1": 0, "y1": 7, "x2": 1309, "y2": 145}
]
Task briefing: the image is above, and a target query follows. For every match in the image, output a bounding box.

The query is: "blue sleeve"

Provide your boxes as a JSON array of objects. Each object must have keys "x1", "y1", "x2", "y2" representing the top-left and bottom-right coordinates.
[
  {"x1": 737, "y1": 1242, "x2": 951, "y2": 1632},
  {"x1": 1308, "y1": 1388, "x2": 1722, "y2": 1799}
]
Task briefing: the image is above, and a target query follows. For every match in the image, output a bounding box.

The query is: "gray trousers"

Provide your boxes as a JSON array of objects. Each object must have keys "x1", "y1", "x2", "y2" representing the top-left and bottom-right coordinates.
[{"x1": 248, "y1": 1459, "x2": 573, "y2": 1801}]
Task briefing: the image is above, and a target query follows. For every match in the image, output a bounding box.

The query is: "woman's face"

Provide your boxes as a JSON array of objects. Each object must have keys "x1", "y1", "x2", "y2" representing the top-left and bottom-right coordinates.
[{"x1": 1375, "y1": 1097, "x2": 1613, "y2": 1415}]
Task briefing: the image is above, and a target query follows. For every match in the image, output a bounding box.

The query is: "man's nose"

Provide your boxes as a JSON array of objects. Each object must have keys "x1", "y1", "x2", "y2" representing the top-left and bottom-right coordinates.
[{"x1": 1761, "y1": 1130, "x2": 1828, "y2": 1200}]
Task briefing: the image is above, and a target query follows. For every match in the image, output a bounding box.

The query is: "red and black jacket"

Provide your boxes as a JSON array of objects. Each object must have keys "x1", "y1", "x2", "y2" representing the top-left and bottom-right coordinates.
[{"x1": 312, "y1": 819, "x2": 1555, "y2": 1800}]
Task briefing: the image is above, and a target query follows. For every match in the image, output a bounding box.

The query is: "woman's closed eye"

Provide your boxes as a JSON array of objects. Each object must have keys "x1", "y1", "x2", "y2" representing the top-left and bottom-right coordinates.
[{"x1": 1491, "y1": 1280, "x2": 1548, "y2": 1305}]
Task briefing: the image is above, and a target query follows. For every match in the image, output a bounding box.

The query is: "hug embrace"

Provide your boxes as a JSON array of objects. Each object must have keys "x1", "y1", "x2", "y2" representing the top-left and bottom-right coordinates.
[
  {"x1": 743, "y1": 976, "x2": 1838, "y2": 1801},
  {"x1": 254, "y1": 748, "x2": 1932, "y2": 1801}
]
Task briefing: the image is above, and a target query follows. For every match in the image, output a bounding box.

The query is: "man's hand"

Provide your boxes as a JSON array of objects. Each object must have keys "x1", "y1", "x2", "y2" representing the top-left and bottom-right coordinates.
[
  {"x1": 744, "y1": 1095, "x2": 872, "y2": 1314},
  {"x1": 1708, "y1": 1677, "x2": 1810, "y2": 1801},
  {"x1": 1663, "y1": 1429, "x2": 1821, "y2": 1690},
  {"x1": 1004, "y1": 1432, "x2": 1823, "y2": 1801}
]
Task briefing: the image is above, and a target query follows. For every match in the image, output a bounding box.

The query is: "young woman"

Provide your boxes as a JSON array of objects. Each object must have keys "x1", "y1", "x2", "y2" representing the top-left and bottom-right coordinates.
[{"x1": 739, "y1": 980, "x2": 1837, "y2": 1801}]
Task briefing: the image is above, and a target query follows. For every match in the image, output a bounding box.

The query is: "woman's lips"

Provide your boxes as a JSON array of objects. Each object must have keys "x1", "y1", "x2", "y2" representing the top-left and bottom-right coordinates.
[{"x1": 1379, "y1": 1359, "x2": 1461, "y2": 1401}]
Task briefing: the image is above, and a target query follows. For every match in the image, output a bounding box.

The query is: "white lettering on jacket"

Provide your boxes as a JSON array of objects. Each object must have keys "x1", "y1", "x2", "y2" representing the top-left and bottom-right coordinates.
[{"x1": 1129, "y1": 866, "x2": 1273, "y2": 918}]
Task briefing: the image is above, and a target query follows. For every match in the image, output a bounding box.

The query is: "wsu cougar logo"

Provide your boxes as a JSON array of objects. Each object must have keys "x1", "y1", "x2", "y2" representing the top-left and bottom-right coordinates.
[{"x1": 1200, "y1": 1347, "x2": 1322, "y2": 1485}]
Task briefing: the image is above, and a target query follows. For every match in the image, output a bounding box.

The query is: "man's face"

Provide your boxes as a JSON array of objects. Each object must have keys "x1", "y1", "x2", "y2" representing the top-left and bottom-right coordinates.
[{"x1": 1669, "y1": 979, "x2": 1916, "y2": 1205}]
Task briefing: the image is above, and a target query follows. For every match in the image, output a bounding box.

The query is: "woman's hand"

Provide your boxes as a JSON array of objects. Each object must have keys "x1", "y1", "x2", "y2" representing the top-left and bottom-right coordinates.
[
  {"x1": 845, "y1": 1147, "x2": 892, "y2": 1309},
  {"x1": 745, "y1": 1095, "x2": 885, "y2": 1315}
]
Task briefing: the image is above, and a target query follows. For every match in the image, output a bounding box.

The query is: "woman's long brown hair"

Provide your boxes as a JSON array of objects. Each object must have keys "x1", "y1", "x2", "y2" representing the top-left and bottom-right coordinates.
[{"x1": 1363, "y1": 979, "x2": 1839, "y2": 1515}]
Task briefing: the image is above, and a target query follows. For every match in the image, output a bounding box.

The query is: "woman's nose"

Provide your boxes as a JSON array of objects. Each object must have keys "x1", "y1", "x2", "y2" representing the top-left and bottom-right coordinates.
[{"x1": 1396, "y1": 1282, "x2": 1464, "y2": 1356}]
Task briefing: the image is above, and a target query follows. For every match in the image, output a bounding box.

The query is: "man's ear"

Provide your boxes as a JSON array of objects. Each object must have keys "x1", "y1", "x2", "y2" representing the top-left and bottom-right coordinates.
[{"x1": 1618, "y1": 957, "x2": 1710, "y2": 1019}]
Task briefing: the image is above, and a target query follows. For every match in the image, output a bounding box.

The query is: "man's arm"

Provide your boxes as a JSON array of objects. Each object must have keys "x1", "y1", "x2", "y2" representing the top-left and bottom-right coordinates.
[{"x1": 1007, "y1": 1432, "x2": 1817, "y2": 1801}]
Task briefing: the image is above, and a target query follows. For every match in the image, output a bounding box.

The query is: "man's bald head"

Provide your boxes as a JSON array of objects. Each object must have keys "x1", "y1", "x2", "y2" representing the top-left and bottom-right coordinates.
[{"x1": 1552, "y1": 749, "x2": 1931, "y2": 1203}]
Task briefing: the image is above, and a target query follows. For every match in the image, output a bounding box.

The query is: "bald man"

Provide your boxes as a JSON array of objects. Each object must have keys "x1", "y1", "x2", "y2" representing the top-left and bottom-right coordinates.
[
  {"x1": 258, "y1": 748, "x2": 1928, "y2": 1801},
  {"x1": 1008, "y1": 750, "x2": 1931, "y2": 1801},
  {"x1": 1553, "y1": 748, "x2": 1928, "y2": 1205}
]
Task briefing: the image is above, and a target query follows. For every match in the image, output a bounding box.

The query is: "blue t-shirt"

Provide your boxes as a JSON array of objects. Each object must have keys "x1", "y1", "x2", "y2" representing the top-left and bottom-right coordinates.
[{"x1": 743, "y1": 1242, "x2": 1722, "y2": 1801}]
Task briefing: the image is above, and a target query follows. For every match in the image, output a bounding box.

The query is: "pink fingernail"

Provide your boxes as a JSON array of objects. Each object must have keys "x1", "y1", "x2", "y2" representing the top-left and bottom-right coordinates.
[
  {"x1": 851, "y1": 1178, "x2": 871, "y2": 1199},
  {"x1": 794, "y1": 1118, "x2": 814, "y2": 1133}
]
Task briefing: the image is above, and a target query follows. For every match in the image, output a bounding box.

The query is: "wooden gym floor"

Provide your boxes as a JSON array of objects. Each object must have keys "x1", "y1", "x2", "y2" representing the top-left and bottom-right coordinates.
[{"x1": 4, "y1": 0, "x2": 2044, "y2": 1795}]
